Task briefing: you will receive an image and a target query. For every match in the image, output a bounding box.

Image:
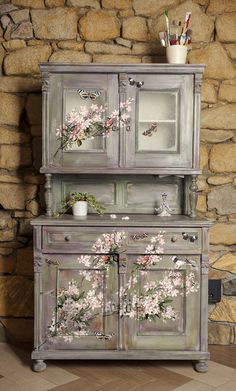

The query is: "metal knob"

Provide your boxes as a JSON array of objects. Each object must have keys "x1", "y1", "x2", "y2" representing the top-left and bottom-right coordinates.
[
  {"x1": 190, "y1": 235, "x2": 198, "y2": 242},
  {"x1": 182, "y1": 232, "x2": 189, "y2": 240},
  {"x1": 171, "y1": 236, "x2": 177, "y2": 243},
  {"x1": 128, "y1": 77, "x2": 135, "y2": 86},
  {"x1": 64, "y1": 235, "x2": 71, "y2": 242},
  {"x1": 136, "y1": 81, "x2": 144, "y2": 88}
]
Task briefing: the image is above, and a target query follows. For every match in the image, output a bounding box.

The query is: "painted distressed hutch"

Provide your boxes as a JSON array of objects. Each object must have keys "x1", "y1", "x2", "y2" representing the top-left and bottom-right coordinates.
[{"x1": 31, "y1": 64, "x2": 211, "y2": 373}]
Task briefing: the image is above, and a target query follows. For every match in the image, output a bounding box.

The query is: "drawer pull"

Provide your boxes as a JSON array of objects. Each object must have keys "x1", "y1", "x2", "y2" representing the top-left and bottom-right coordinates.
[
  {"x1": 131, "y1": 233, "x2": 148, "y2": 241},
  {"x1": 171, "y1": 236, "x2": 177, "y2": 243},
  {"x1": 182, "y1": 232, "x2": 189, "y2": 240},
  {"x1": 190, "y1": 235, "x2": 198, "y2": 242},
  {"x1": 64, "y1": 235, "x2": 71, "y2": 242}
]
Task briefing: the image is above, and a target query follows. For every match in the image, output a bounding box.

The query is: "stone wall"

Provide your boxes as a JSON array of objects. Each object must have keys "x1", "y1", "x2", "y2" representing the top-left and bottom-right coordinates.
[{"x1": 0, "y1": 0, "x2": 235, "y2": 344}]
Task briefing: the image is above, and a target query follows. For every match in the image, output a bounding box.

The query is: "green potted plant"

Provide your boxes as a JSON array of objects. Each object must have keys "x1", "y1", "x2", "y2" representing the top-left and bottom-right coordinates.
[{"x1": 60, "y1": 192, "x2": 105, "y2": 217}]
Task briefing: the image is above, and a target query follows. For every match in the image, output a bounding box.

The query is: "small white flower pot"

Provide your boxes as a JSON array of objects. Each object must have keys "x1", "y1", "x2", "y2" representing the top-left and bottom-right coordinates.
[
  {"x1": 166, "y1": 45, "x2": 188, "y2": 64},
  {"x1": 72, "y1": 201, "x2": 88, "y2": 217}
]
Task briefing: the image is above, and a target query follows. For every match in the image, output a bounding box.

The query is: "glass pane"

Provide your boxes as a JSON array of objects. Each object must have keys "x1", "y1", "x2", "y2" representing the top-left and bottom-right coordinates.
[
  {"x1": 137, "y1": 90, "x2": 178, "y2": 153},
  {"x1": 138, "y1": 91, "x2": 176, "y2": 121},
  {"x1": 137, "y1": 122, "x2": 177, "y2": 152},
  {"x1": 63, "y1": 88, "x2": 106, "y2": 151}
]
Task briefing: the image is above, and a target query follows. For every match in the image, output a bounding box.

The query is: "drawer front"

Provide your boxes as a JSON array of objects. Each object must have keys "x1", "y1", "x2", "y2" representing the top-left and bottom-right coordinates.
[
  {"x1": 42, "y1": 227, "x2": 112, "y2": 252},
  {"x1": 42, "y1": 226, "x2": 201, "y2": 254},
  {"x1": 126, "y1": 228, "x2": 201, "y2": 254}
]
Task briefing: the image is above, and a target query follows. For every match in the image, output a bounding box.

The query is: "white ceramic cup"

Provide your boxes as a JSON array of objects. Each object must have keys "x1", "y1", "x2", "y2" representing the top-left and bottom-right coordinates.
[
  {"x1": 72, "y1": 201, "x2": 88, "y2": 217},
  {"x1": 166, "y1": 45, "x2": 187, "y2": 64}
]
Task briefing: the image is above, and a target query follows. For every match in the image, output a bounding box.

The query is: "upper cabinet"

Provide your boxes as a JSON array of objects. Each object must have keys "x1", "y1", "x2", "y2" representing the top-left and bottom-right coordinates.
[{"x1": 40, "y1": 64, "x2": 204, "y2": 174}]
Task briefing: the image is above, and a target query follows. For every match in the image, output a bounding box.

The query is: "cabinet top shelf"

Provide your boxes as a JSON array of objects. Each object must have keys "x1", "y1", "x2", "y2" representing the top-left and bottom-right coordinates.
[
  {"x1": 31, "y1": 214, "x2": 213, "y2": 227},
  {"x1": 40, "y1": 63, "x2": 205, "y2": 75}
]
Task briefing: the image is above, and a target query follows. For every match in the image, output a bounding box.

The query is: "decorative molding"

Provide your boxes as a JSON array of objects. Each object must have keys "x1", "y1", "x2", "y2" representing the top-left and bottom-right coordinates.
[
  {"x1": 119, "y1": 73, "x2": 127, "y2": 94},
  {"x1": 189, "y1": 175, "x2": 198, "y2": 218},
  {"x1": 41, "y1": 72, "x2": 50, "y2": 92},
  {"x1": 45, "y1": 174, "x2": 53, "y2": 217},
  {"x1": 201, "y1": 254, "x2": 209, "y2": 275},
  {"x1": 194, "y1": 73, "x2": 202, "y2": 94},
  {"x1": 34, "y1": 256, "x2": 44, "y2": 273}
]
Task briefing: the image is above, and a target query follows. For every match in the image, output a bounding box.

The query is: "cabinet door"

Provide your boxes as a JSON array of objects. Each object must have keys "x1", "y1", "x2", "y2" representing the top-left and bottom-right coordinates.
[
  {"x1": 124, "y1": 74, "x2": 193, "y2": 168},
  {"x1": 123, "y1": 254, "x2": 200, "y2": 351},
  {"x1": 47, "y1": 73, "x2": 119, "y2": 168},
  {"x1": 40, "y1": 254, "x2": 118, "y2": 350}
]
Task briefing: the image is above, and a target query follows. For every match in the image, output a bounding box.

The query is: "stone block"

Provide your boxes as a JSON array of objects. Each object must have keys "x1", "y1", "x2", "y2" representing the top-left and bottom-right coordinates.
[
  {"x1": 26, "y1": 200, "x2": 40, "y2": 216},
  {"x1": 201, "y1": 129, "x2": 234, "y2": 143},
  {"x1": 19, "y1": 219, "x2": 33, "y2": 236},
  {"x1": 16, "y1": 247, "x2": 33, "y2": 276},
  {"x1": 1, "y1": 318, "x2": 33, "y2": 342},
  {"x1": 207, "y1": 176, "x2": 232, "y2": 185},
  {"x1": 223, "y1": 279, "x2": 236, "y2": 296},
  {"x1": 1, "y1": 15, "x2": 11, "y2": 29},
  {"x1": 122, "y1": 16, "x2": 148, "y2": 41},
  {"x1": 200, "y1": 144, "x2": 208, "y2": 170},
  {"x1": 0, "y1": 145, "x2": 31, "y2": 170},
  {"x1": 134, "y1": 0, "x2": 179, "y2": 17},
  {"x1": 26, "y1": 94, "x2": 42, "y2": 125},
  {"x1": 79, "y1": 11, "x2": 120, "y2": 41},
  {"x1": 68, "y1": 0, "x2": 100, "y2": 7},
  {"x1": 115, "y1": 37, "x2": 132, "y2": 48},
  {"x1": 201, "y1": 80, "x2": 217, "y2": 103},
  {"x1": 4, "y1": 45, "x2": 52, "y2": 75},
  {"x1": 216, "y1": 13, "x2": 236, "y2": 43},
  {"x1": 132, "y1": 42, "x2": 162, "y2": 55},
  {"x1": 10, "y1": 9, "x2": 29, "y2": 24},
  {"x1": 210, "y1": 144, "x2": 236, "y2": 173},
  {"x1": 0, "y1": 126, "x2": 29, "y2": 144},
  {"x1": 188, "y1": 42, "x2": 236, "y2": 79},
  {"x1": 0, "y1": 275, "x2": 34, "y2": 317},
  {"x1": 0, "y1": 211, "x2": 17, "y2": 243},
  {"x1": 11, "y1": 21, "x2": 33, "y2": 39},
  {"x1": 209, "y1": 297, "x2": 236, "y2": 323},
  {"x1": 0, "y1": 5, "x2": 18, "y2": 15},
  {"x1": 0, "y1": 183, "x2": 37, "y2": 210},
  {"x1": 219, "y1": 81, "x2": 236, "y2": 103},
  {"x1": 208, "y1": 267, "x2": 227, "y2": 280},
  {"x1": 197, "y1": 176, "x2": 209, "y2": 192},
  {"x1": 208, "y1": 184, "x2": 236, "y2": 215},
  {"x1": 0, "y1": 92, "x2": 24, "y2": 126},
  {"x1": 3, "y1": 40, "x2": 26, "y2": 51},
  {"x1": 196, "y1": 194, "x2": 207, "y2": 212},
  {"x1": 57, "y1": 41, "x2": 84, "y2": 51},
  {"x1": 224, "y1": 44, "x2": 236, "y2": 60},
  {"x1": 213, "y1": 253, "x2": 236, "y2": 274},
  {"x1": 11, "y1": 0, "x2": 45, "y2": 8},
  {"x1": 149, "y1": 0, "x2": 214, "y2": 43},
  {"x1": 102, "y1": 0, "x2": 131, "y2": 9},
  {"x1": 0, "y1": 76, "x2": 41, "y2": 92},
  {"x1": 207, "y1": 0, "x2": 236, "y2": 14},
  {"x1": 210, "y1": 223, "x2": 236, "y2": 245},
  {"x1": 93, "y1": 54, "x2": 141, "y2": 63},
  {"x1": 202, "y1": 104, "x2": 236, "y2": 129},
  {"x1": 46, "y1": 0, "x2": 65, "y2": 6},
  {"x1": 0, "y1": 175, "x2": 22, "y2": 184},
  {"x1": 208, "y1": 322, "x2": 232, "y2": 345},
  {"x1": 33, "y1": 137, "x2": 42, "y2": 170},
  {"x1": 24, "y1": 174, "x2": 44, "y2": 185},
  {"x1": 49, "y1": 50, "x2": 91, "y2": 63},
  {"x1": 85, "y1": 42, "x2": 131, "y2": 54},
  {"x1": 32, "y1": 8, "x2": 77, "y2": 40}
]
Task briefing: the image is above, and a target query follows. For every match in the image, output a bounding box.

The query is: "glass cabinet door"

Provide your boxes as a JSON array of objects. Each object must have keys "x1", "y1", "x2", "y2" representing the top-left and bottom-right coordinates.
[
  {"x1": 47, "y1": 74, "x2": 119, "y2": 169},
  {"x1": 124, "y1": 74, "x2": 193, "y2": 168},
  {"x1": 40, "y1": 254, "x2": 118, "y2": 350},
  {"x1": 123, "y1": 254, "x2": 200, "y2": 351}
]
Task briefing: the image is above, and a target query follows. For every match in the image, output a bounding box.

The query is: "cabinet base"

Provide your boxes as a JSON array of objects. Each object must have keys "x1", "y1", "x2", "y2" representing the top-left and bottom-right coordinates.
[{"x1": 32, "y1": 360, "x2": 47, "y2": 372}]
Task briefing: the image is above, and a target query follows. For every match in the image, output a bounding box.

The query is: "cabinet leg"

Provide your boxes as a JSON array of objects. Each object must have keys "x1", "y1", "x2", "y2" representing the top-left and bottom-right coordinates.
[
  {"x1": 32, "y1": 360, "x2": 47, "y2": 372},
  {"x1": 194, "y1": 360, "x2": 208, "y2": 373}
]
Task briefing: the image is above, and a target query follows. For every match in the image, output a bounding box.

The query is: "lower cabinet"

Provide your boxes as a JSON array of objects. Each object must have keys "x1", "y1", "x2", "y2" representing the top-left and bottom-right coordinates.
[{"x1": 32, "y1": 223, "x2": 210, "y2": 373}]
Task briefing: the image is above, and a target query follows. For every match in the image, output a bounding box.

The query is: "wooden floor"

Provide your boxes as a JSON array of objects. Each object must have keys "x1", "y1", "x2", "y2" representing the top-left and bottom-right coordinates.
[{"x1": 0, "y1": 344, "x2": 236, "y2": 391}]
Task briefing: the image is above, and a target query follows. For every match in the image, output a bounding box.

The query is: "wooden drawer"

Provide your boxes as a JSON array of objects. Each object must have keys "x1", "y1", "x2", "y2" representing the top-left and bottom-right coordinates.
[
  {"x1": 126, "y1": 228, "x2": 201, "y2": 254},
  {"x1": 42, "y1": 226, "x2": 113, "y2": 252},
  {"x1": 42, "y1": 226, "x2": 201, "y2": 254}
]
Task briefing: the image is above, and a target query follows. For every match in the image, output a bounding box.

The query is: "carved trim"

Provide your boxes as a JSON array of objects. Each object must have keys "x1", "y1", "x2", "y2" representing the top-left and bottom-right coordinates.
[
  {"x1": 41, "y1": 72, "x2": 50, "y2": 92},
  {"x1": 194, "y1": 73, "x2": 202, "y2": 94},
  {"x1": 45, "y1": 174, "x2": 53, "y2": 217},
  {"x1": 201, "y1": 254, "x2": 209, "y2": 275},
  {"x1": 34, "y1": 256, "x2": 44, "y2": 273},
  {"x1": 189, "y1": 175, "x2": 198, "y2": 218},
  {"x1": 119, "y1": 73, "x2": 127, "y2": 94}
]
